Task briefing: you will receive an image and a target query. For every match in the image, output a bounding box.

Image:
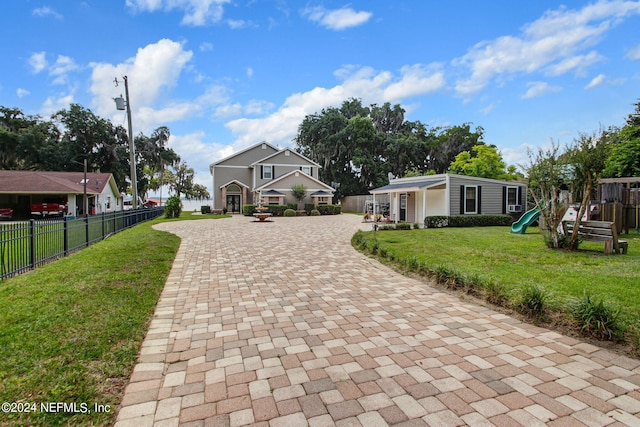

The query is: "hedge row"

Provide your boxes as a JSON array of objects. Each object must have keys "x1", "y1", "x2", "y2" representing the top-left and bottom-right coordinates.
[
  {"x1": 243, "y1": 204, "x2": 341, "y2": 216},
  {"x1": 424, "y1": 214, "x2": 513, "y2": 228}
]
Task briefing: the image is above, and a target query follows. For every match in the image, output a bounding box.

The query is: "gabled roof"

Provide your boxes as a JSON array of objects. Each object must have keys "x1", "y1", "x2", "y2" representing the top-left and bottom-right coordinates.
[
  {"x1": 219, "y1": 179, "x2": 251, "y2": 189},
  {"x1": 0, "y1": 170, "x2": 118, "y2": 195},
  {"x1": 250, "y1": 148, "x2": 321, "y2": 168},
  {"x1": 255, "y1": 169, "x2": 335, "y2": 193},
  {"x1": 209, "y1": 141, "x2": 279, "y2": 168}
]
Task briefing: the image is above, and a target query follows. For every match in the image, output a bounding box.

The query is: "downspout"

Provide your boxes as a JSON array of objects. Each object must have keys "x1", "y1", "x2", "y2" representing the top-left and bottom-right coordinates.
[
  {"x1": 445, "y1": 174, "x2": 451, "y2": 216},
  {"x1": 214, "y1": 166, "x2": 217, "y2": 210}
]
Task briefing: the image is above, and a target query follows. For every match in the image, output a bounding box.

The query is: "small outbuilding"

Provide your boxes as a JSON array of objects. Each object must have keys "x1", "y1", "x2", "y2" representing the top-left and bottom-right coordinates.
[{"x1": 370, "y1": 173, "x2": 527, "y2": 223}]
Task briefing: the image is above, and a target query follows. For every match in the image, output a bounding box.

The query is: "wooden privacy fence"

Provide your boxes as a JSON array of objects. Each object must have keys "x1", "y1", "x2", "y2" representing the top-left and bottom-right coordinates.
[
  {"x1": 0, "y1": 207, "x2": 164, "y2": 280},
  {"x1": 341, "y1": 194, "x2": 390, "y2": 214}
]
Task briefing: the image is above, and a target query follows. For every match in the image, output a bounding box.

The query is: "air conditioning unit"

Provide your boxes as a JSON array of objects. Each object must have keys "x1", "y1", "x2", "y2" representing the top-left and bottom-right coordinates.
[{"x1": 508, "y1": 205, "x2": 522, "y2": 213}]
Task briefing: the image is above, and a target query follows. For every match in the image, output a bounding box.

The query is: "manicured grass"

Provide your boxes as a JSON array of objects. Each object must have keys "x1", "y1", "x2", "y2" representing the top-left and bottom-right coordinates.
[
  {"x1": 354, "y1": 225, "x2": 640, "y2": 350},
  {"x1": 0, "y1": 212, "x2": 221, "y2": 426}
]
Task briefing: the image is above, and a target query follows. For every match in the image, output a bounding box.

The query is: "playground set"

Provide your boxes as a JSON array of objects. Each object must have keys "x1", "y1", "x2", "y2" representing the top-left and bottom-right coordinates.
[{"x1": 510, "y1": 177, "x2": 640, "y2": 236}]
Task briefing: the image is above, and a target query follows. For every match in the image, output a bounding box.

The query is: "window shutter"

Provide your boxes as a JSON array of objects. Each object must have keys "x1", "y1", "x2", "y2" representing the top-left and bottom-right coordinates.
[
  {"x1": 502, "y1": 186, "x2": 507, "y2": 214},
  {"x1": 460, "y1": 185, "x2": 465, "y2": 215},
  {"x1": 272, "y1": 166, "x2": 275, "y2": 179},
  {"x1": 260, "y1": 165, "x2": 264, "y2": 179},
  {"x1": 477, "y1": 186, "x2": 482, "y2": 214}
]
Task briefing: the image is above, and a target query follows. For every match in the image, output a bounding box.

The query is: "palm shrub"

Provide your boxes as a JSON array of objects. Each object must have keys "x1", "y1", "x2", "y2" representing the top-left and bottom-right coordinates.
[
  {"x1": 569, "y1": 292, "x2": 624, "y2": 341},
  {"x1": 164, "y1": 195, "x2": 182, "y2": 218}
]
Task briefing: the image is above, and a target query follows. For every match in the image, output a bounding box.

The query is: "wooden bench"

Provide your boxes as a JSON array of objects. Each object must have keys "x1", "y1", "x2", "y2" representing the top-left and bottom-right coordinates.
[{"x1": 563, "y1": 220, "x2": 628, "y2": 254}]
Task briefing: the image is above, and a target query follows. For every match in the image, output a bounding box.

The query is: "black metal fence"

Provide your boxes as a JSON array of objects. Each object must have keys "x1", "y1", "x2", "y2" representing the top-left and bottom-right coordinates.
[{"x1": 0, "y1": 207, "x2": 164, "y2": 280}]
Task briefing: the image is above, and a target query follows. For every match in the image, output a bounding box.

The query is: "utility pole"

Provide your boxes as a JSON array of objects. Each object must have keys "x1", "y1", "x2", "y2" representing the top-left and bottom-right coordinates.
[{"x1": 114, "y1": 76, "x2": 138, "y2": 209}]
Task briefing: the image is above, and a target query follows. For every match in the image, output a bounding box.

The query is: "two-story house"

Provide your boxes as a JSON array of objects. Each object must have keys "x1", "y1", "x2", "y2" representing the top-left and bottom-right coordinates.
[{"x1": 209, "y1": 142, "x2": 335, "y2": 213}]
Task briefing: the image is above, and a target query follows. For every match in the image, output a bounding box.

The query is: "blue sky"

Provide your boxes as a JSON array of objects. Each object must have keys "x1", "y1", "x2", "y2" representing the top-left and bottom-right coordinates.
[{"x1": 2, "y1": 1, "x2": 640, "y2": 190}]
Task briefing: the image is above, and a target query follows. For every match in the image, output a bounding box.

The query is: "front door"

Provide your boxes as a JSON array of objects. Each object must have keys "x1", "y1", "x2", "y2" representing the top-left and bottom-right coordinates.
[
  {"x1": 399, "y1": 194, "x2": 407, "y2": 222},
  {"x1": 226, "y1": 194, "x2": 241, "y2": 213}
]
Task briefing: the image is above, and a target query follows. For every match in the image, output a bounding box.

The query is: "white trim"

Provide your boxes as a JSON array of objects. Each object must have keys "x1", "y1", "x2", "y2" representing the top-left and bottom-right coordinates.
[
  {"x1": 463, "y1": 185, "x2": 478, "y2": 214},
  {"x1": 250, "y1": 148, "x2": 321, "y2": 168},
  {"x1": 254, "y1": 169, "x2": 335, "y2": 193},
  {"x1": 219, "y1": 179, "x2": 251, "y2": 189}
]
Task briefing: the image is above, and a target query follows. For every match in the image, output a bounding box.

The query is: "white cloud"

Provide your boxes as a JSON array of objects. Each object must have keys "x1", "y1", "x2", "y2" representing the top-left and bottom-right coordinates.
[
  {"x1": 225, "y1": 63, "x2": 445, "y2": 152},
  {"x1": 302, "y1": 6, "x2": 372, "y2": 30},
  {"x1": 89, "y1": 39, "x2": 195, "y2": 132},
  {"x1": 453, "y1": 0, "x2": 640, "y2": 98},
  {"x1": 28, "y1": 52, "x2": 48, "y2": 74},
  {"x1": 522, "y1": 81, "x2": 562, "y2": 99},
  {"x1": 199, "y1": 42, "x2": 214, "y2": 52},
  {"x1": 626, "y1": 44, "x2": 640, "y2": 60},
  {"x1": 50, "y1": 55, "x2": 80, "y2": 85},
  {"x1": 546, "y1": 51, "x2": 603, "y2": 76},
  {"x1": 585, "y1": 73, "x2": 606, "y2": 89},
  {"x1": 41, "y1": 92, "x2": 75, "y2": 116},
  {"x1": 125, "y1": 0, "x2": 230, "y2": 26},
  {"x1": 32, "y1": 6, "x2": 63, "y2": 20},
  {"x1": 215, "y1": 103, "x2": 242, "y2": 118},
  {"x1": 17, "y1": 88, "x2": 30, "y2": 98},
  {"x1": 246, "y1": 67, "x2": 254, "y2": 78}
]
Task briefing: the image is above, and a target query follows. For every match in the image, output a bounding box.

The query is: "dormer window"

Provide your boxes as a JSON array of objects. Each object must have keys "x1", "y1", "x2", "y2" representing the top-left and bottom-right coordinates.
[{"x1": 301, "y1": 166, "x2": 311, "y2": 175}]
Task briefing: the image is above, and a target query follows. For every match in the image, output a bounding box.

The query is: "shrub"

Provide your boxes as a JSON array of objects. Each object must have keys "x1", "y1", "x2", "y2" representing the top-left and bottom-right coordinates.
[
  {"x1": 424, "y1": 216, "x2": 449, "y2": 228},
  {"x1": 424, "y1": 215, "x2": 512, "y2": 228},
  {"x1": 266, "y1": 205, "x2": 288, "y2": 216},
  {"x1": 515, "y1": 283, "x2": 551, "y2": 319},
  {"x1": 284, "y1": 208, "x2": 297, "y2": 217},
  {"x1": 243, "y1": 204, "x2": 256, "y2": 216},
  {"x1": 164, "y1": 195, "x2": 182, "y2": 218},
  {"x1": 569, "y1": 292, "x2": 624, "y2": 341},
  {"x1": 304, "y1": 203, "x2": 316, "y2": 215},
  {"x1": 317, "y1": 204, "x2": 341, "y2": 215},
  {"x1": 310, "y1": 209, "x2": 320, "y2": 216},
  {"x1": 201, "y1": 205, "x2": 211, "y2": 214}
]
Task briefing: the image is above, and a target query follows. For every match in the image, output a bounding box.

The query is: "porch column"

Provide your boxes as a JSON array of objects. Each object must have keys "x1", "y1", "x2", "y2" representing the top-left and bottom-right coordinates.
[
  {"x1": 221, "y1": 186, "x2": 227, "y2": 210},
  {"x1": 423, "y1": 189, "x2": 427, "y2": 223}
]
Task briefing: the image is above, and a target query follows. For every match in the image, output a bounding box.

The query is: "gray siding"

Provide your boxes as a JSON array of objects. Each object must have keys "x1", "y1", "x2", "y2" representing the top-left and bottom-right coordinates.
[
  {"x1": 212, "y1": 167, "x2": 251, "y2": 209},
  {"x1": 448, "y1": 175, "x2": 526, "y2": 215},
  {"x1": 216, "y1": 144, "x2": 277, "y2": 167}
]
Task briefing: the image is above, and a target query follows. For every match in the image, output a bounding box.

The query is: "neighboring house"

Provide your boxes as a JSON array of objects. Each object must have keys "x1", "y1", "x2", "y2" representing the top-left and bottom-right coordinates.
[
  {"x1": 209, "y1": 141, "x2": 334, "y2": 212},
  {"x1": 370, "y1": 173, "x2": 527, "y2": 223},
  {"x1": 0, "y1": 170, "x2": 122, "y2": 218}
]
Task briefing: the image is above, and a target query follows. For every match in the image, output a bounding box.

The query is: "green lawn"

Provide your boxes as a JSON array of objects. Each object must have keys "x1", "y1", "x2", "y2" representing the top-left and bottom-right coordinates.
[
  {"x1": 0, "y1": 212, "x2": 224, "y2": 426},
  {"x1": 354, "y1": 225, "x2": 640, "y2": 349}
]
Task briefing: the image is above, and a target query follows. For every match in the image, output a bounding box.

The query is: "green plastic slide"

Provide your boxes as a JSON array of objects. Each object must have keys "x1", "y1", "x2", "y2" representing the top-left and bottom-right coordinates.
[{"x1": 510, "y1": 207, "x2": 541, "y2": 234}]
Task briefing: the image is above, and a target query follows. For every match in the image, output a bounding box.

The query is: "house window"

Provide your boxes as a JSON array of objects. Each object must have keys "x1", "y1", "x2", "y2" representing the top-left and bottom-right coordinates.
[
  {"x1": 262, "y1": 165, "x2": 272, "y2": 180},
  {"x1": 507, "y1": 187, "x2": 519, "y2": 206},
  {"x1": 464, "y1": 185, "x2": 478, "y2": 214},
  {"x1": 301, "y1": 166, "x2": 311, "y2": 175},
  {"x1": 106, "y1": 196, "x2": 111, "y2": 209}
]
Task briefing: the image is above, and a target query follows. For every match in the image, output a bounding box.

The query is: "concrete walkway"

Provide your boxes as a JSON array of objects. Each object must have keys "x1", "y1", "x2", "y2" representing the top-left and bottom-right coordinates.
[{"x1": 114, "y1": 214, "x2": 640, "y2": 427}]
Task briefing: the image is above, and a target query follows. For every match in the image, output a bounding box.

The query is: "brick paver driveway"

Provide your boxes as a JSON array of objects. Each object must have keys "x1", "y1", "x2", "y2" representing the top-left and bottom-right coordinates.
[{"x1": 115, "y1": 214, "x2": 640, "y2": 426}]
